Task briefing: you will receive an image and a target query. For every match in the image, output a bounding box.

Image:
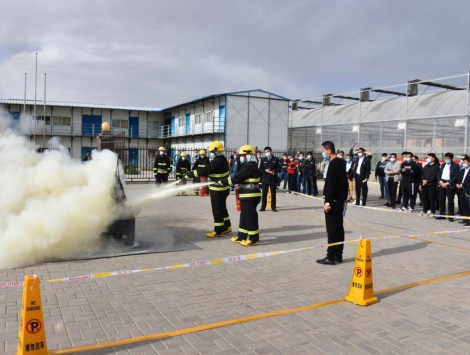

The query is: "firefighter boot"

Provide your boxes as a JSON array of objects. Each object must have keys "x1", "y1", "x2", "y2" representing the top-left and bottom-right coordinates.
[
  {"x1": 231, "y1": 236, "x2": 245, "y2": 244},
  {"x1": 221, "y1": 226, "x2": 232, "y2": 235},
  {"x1": 241, "y1": 239, "x2": 259, "y2": 247},
  {"x1": 206, "y1": 231, "x2": 223, "y2": 238}
]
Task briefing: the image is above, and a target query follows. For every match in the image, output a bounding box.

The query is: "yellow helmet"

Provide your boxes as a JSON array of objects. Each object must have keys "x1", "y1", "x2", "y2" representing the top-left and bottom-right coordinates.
[
  {"x1": 199, "y1": 149, "x2": 206, "y2": 155},
  {"x1": 181, "y1": 152, "x2": 187, "y2": 157},
  {"x1": 238, "y1": 144, "x2": 255, "y2": 155},
  {"x1": 208, "y1": 141, "x2": 225, "y2": 152},
  {"x1": 158, "y1": 146, "x2": 166, "y2": 152},
  {"x1": 101, "y1": 122, "x2": 110, "y2": 132}
]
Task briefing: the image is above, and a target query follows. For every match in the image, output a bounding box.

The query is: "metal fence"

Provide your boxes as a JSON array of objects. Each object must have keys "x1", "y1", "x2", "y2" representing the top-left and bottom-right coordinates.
[{"x1": 117, "y1": 146, "x2": 294, "y2": 182}]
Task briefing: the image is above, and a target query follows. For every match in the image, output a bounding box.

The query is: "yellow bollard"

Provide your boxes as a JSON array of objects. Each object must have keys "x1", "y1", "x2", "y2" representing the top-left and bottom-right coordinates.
[
  {"x1": 267, "y1": 186, "x2": 272, "y2": 209},
  {"x1": 344, "y1": 239, "x2": 378, "y2": 306},
  {"x1": 17, "y1": 275, "x2": 48, "y2": 354}
]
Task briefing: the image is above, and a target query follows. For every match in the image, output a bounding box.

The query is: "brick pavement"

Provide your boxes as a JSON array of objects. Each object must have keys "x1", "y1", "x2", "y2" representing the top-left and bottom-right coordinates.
[{"x1": 1, "y1": 181, "x2": 469, "y2": 354}]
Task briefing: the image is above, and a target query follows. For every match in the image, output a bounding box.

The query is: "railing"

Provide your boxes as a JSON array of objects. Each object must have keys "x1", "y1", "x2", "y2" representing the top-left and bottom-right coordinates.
[
  {"x1": 21, "y1": 123, "x2": 160, "y2": 139},
  {"x1": 159, "y1": 118, "x2": 225, "y2": 139}
]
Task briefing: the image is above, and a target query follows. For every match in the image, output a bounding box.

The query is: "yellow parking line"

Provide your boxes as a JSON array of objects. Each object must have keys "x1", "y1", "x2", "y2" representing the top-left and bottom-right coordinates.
[{"x1": 49, "y1": 271, "x2": 470, "y2": 354}]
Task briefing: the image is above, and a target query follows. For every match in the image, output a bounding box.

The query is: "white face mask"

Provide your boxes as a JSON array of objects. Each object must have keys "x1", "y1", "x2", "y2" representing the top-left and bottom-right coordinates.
[
  {"x1": 182, "y1": 157, "x2": 186, "y2": 160},
  {"x1": 200, "y1": 154, "x2": 205, "y2": 158},
  {"x1": 209, "y1": 152, "x2": 215, "y2": 159},
  {"x1": 159, "y1": 151, "x2": 164, "y2": 156},
  {"x1": 381, "y1": 157, "x2": 386, "y2": 161},
  {"x1": 265, "y1": 152, "x2": 271, "y2": 158},
  {"x1": 307, "y1": 155, "x2": 312, "y2": 159}
]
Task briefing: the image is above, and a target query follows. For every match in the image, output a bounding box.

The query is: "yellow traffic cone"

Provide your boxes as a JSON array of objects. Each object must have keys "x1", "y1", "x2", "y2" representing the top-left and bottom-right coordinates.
[
  {"x1": 267, "y1": 186, "x2": 272, "y2": 209},
  {"x1": 344, "y1": 239, "x2": 378, "y2": 306},
  {"x1": 17, "y1": 275, "x2": 48, "y2": 354}
]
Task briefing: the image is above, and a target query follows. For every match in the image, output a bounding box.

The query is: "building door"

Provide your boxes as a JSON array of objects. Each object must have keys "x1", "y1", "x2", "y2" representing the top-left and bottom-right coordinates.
[
  {"x1": 129, "y1": 117, "x2": 139, "y2": 138},
  {"x1": 82, "y1": 115, "x2": 102, "y2": 136},
  {"x1": 129, "y1": 148, "x2": 139, "y2": 167},
  {"x1": 185, "y1": 113, "x2": 191, "y2": 135},
  {"x1": 171, "y1": 116, "x2": 175, "y2": 137}
]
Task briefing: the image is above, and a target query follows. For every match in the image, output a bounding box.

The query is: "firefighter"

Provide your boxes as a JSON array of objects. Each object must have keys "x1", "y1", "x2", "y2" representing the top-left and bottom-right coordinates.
[
  {"x1": 218, "y1": 144, "x2": 261, "y2": 246},
  {"x1": 192, "y1": 149, "x2": 210, "y2": 196},
  {"x1": 176, "y1": 152, "x2": 191, "y2": 196},
  {"x1": 153, "y1": 146, "x2": 172, "y2": 185},
  {"x1": 183, "y1": 141, "x2": 231, "y2": 237}
]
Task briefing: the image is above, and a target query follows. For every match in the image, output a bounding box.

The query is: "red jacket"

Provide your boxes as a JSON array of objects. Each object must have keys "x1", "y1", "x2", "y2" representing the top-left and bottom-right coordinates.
[{"x1": 287, "y1": 160, "x2": 298, "y2": 175}]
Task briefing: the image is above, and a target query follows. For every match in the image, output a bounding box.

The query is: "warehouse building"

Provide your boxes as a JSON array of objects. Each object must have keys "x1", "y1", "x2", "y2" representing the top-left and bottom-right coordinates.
[{"x1": 290, "y1": 73, "x2": 470, "y2": 162}]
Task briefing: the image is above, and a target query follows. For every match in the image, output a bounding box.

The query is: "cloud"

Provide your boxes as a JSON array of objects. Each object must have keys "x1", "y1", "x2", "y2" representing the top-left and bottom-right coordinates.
[{"x1": 1, "y1": 0, "x2": 469, "y2": 106}]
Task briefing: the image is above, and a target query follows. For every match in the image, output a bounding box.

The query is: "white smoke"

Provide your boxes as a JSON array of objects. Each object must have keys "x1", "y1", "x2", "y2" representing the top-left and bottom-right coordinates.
[{"x1": 0, "y1": 115, "x2": 119, "y2": 269}]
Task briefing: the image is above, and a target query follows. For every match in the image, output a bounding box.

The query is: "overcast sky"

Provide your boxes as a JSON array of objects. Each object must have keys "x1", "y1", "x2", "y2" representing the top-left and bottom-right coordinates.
[{"x1": 1, "y1": 0, "x2": 469, "y2": 108}]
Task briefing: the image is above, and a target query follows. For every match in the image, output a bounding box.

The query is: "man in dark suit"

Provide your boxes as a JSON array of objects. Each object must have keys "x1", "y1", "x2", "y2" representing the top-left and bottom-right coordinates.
[
  {"x1": 317, "y1": 142, "x2": 348, "y2": 265},
  {"x1": 351, "y1": 147, "x2": 371, "y2": 206},
  {"x1": 456, "y1": 155, "x2": 470, "y2": 226},
  {"x1": 259, "y1": 146, "x2": 280, "y2": 212},
  {"x1": 437, "y1": 152, "x2": 460, "y2": 221}
]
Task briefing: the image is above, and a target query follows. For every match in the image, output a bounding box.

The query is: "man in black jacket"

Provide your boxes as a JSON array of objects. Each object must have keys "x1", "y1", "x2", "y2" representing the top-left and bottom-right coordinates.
[
  {"x1": 352, "y1": 147, "x2": 371, "y2": 206},
  {"x1": 259, "y1": 146, "x2": 279, "y2": 212},
  {"x1": 400, "y1": 152, "x2": 418, "y2": 212},
  {"x1": 437, "y1": 152, "x2": 460, "y2": 221},
  {"x1": 317, "y1": 141, "x2": 348, "y2": 265},
  {"x1": 305, "y1": 153, "x2": 318, "y2": 196},
  {"x1": 456, "y1": 155, "x2": 470, "y2": 226},
  {"x1": 420, "y1": 153, "x2": 440, "y2": 215}
]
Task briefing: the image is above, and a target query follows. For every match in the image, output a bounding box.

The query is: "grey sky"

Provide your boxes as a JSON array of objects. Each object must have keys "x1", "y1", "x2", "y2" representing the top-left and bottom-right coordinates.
[{"x1": 1, "y1": 0, "x2": 469, "y2": 108}]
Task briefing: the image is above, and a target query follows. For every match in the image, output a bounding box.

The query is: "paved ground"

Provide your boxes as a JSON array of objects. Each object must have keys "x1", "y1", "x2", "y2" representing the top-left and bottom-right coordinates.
[{"x1": 1, "y1": 181, "x2": 470, "y2": 354}]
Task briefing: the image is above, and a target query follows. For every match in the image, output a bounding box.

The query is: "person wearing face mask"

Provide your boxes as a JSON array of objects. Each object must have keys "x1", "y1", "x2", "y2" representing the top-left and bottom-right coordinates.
[
  {"x1": 337, "y1": 151, "x2": 344, "y2": 159},
  {"x1": 259, "y1": 146, "x2": 280, "y2": 212},
  {"x1": 317, "y1": 141, "x2": 348, "y2": 265},
  {"x1": 456, "y1": 155, "x2": 470, "y2": 226},
  {"x1": 305, "y1": 153, "x2": 318, "y2": 196},
  {"x1": 420, "y1": 153, "x2": 440, "y2": 216},
  {"x1": 153, "y1": 146, "x2": 172, "y2": 185},
  {"x1": 351, "y1": 147, "x2": 371, "y2": 206},
  {"x1": 256, "y1": 151, "x2": 262, "y2": 169},
  {"x1": 296, "y1": 152, "x2": 307, "y2": 194},
  {"x1": 184, "y1": 141, "x2": 231, "y2": 236},
  {"x1": 192, "y1": 149, "x2": 210, "y2": 195},
  {"x1": 229, "y1": 152, "x2": 240, "y2": 192},
  {"x1": 217, "y1": 145, "x2": 262, "y2": 246},
  {"x1": 286, "y1": 155, "x2": 298, "y2": 193},
  {"x1": 385, "y1": 153, "x2": 401, "y2": 209},
  {"x1": 345, "y1": 154, "x2": 355, "y2": 202},
  {"x1": 375, "y1": 153, "x2": 389, "y2": 200},
  {"x1": 436, "y1": 152, "x2": 460, "y2": 221},
  {"x1": 175, "y1": 152, "x2": 191, "y2": 195},
  {"x1": 278, "y1": 154, "x2": 289, "y2": 190},
  {"x1": 400, "y1": 152, "x2": 418, "y2": 212}
]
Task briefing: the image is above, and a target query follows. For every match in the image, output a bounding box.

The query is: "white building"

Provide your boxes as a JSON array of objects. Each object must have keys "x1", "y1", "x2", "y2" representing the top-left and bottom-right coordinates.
[{"x1": 161, "y1": 89, "x2": 290, "y2": 152}]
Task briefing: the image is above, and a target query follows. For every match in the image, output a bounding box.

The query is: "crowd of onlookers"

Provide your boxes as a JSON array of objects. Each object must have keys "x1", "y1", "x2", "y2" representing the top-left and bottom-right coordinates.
[{"x1": 224, "y1": 143, "x2": 470, "y2": 226}]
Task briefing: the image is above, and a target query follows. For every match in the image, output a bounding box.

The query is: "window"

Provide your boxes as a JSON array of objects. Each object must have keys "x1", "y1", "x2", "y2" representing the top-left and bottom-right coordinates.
[
  {"x1": 53, "y1": 116, "x2": 71, "y2": 126},
  {"x1": 35, "y1": 116, "x2": 51, "y2": 125},
  {"x1": 195, "y1": 113, "x2": 202, "y2": 124},
  {"x1": 113, "y1": 119, "x2": 128, "y2": 129},
  {"x1": 204, "y1": 111, "x2": 214, "y2": 123},
  {"x1": 178, "y1": 117, "x2": 184, "y2": 126}
]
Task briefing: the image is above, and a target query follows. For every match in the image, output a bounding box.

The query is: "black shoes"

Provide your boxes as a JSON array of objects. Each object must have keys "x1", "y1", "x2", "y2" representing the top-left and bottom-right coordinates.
[
  {"x1": 260, "y1": 207, "x2": 266, "y2": 212},
  {"x1": 336, "y1": 257, "x2": 343, "y2": 263},
  {"x1": 316, "y1": 257, "x2": 336, "y2": 265},
  {"x1": 272, "y1": 208, "x2": 277, "y2": 212}
]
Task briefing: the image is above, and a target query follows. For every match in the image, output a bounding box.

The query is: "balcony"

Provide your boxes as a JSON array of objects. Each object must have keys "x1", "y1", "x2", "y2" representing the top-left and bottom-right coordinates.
[
  {"x1": 159, "y1": 118, "x2": 224, "y2": 139},
  {"x1": 21, "y1": 123, "x2": 160, "y2": 139}
]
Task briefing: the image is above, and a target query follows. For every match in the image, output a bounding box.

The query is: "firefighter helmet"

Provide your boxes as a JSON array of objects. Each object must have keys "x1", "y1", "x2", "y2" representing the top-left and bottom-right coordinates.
[
  {"x1": 199, "y1": 149, "x2": 206, "y2": 155},
  {"x1": 158, "y1": 146, "x2": 166, "y2": 152},
  {"x1": 181, "y1": 152, "x2": 187, "y2": 157},
  {"x1": 208, "y1": 141, "x2": 225, "y2": 152},
  {"x1": 101, "y1": 122, "x2": 110, "y2": 132},
  {"x1": 238, "y1": 145, "x2": 255, "y2": 155}
]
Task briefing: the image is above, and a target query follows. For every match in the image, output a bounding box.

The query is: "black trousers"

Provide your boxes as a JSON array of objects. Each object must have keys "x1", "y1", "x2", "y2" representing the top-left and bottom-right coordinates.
[
  {"x1": 288, "y1": 174, "x2": 296, "y2": 192},
  {"x1": 306, "y1": 174, "x2": 319, "y2": 196},
  {"x1": 210, "y1": 189, "x2": 231, "y2": 234},
  {"x1": 325, "y1": 201, "x2": 345, "y2": 261},
  {"x1": 387, "y1": 179, "x2": 398, "y2": 208},
  {"x1": 355, "y1": 178, "x2": 368, "y2": 205},
  {"x1": 238, "y1": 197, "x2": 261, "y2": 242},
  {"x1": 422, "y1": 184, "x2": 437, "y2": 213},
  {"x1": 155, "y1": 173, "x2": 168, "y2": 185},
  {"x1": 402, "y1": 182, "x2": 417, "y2": 209},
  {"x1": 439, "y1": 187, "x2": 456, "y2": 216},
  {"x1": 261, "y1": 183, "x2": 277, "y2": 209},
  {"x1": 457, "y1": 189, "x2": 470, "y2": 217}
]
